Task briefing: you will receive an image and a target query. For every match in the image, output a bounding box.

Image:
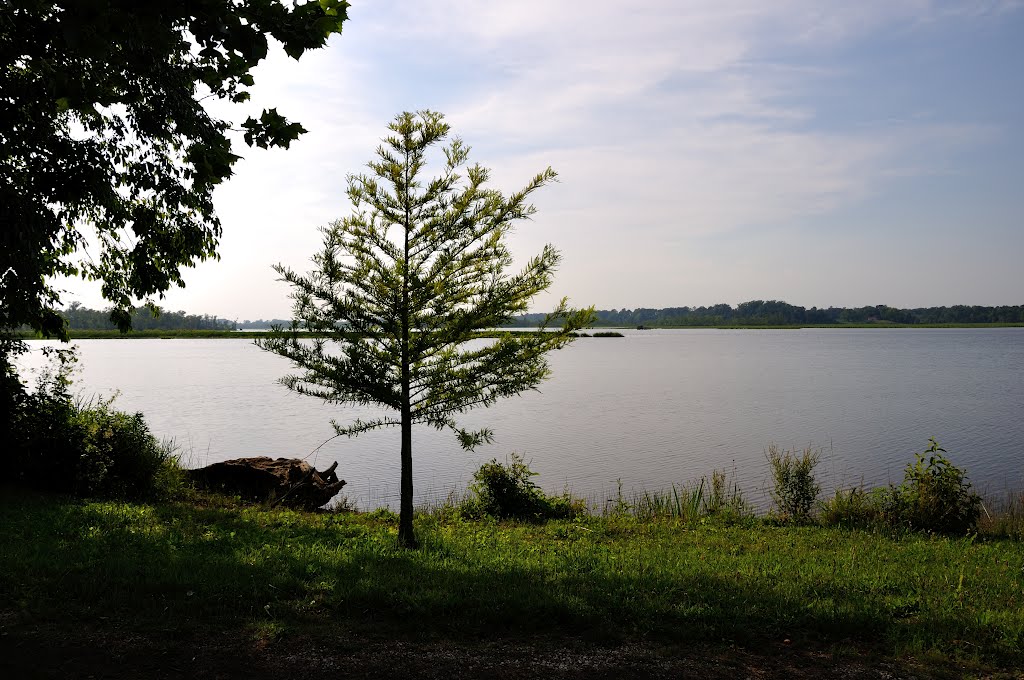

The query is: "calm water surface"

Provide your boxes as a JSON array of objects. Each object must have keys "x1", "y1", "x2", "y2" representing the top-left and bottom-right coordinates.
[{"x1": 21, "y1": 329, "x2": 1024, "y2": 509}]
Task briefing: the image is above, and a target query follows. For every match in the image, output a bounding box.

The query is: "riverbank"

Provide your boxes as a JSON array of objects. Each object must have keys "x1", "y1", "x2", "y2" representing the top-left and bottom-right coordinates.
[{"x1": 1, "y1": 489, "x2": 1021, "y2": 678}]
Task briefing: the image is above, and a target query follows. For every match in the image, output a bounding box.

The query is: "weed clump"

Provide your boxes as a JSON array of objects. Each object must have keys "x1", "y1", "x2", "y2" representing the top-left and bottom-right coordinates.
[
  {"x1": 766, "y1": 445, "x2": 821, "y2": 522},
  {"x1": 461, "y1": 453, "x2": 584, "y2": 521},
  {"x1": 608, "y1": 469, "x2": 750, "y2": 522},
  {"x1": 819, "y1": 486, "x2": 885, "y2": 529}
]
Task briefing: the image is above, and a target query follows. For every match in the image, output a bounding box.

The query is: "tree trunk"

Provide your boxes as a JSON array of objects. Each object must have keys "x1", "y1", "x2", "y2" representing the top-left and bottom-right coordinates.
[
  {"x1": 397, "y1": 145, "x2": 418, "y2": 549},
  {"x1": 397, "y1": 401, "x2": 417, "y2": 548}
]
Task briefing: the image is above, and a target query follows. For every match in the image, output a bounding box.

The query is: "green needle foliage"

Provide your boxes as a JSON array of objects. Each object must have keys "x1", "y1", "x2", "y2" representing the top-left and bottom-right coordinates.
[{"x1": 258, "y1": 111, "x2": 593, "y2": 548}]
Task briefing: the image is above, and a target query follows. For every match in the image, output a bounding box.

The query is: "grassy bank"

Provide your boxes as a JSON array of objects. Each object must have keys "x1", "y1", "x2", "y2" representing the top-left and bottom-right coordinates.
[{"x1": 1, "y1": 490, "x2": 1021, "y2": 672}]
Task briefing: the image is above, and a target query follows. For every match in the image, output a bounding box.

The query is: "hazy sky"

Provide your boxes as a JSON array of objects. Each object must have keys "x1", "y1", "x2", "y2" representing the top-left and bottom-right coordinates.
[{"x1": 62, "y1": 0, "x2": 1024, "y2": 320}]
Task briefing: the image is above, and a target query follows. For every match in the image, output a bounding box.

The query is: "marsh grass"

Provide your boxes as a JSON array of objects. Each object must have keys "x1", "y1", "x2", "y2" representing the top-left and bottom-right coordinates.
[
  {"x1": 633, "y1": 480, "x2": 707, "y2": 521},
  {"x1": 625, "y1": 469, "x2": 751, "y2": 522}
]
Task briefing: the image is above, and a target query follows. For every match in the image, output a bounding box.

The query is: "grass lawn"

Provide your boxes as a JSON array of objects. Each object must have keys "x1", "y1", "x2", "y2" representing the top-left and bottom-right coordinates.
[{"x1": 1, "y1": 489, "x2": 1021, "y2": 678}]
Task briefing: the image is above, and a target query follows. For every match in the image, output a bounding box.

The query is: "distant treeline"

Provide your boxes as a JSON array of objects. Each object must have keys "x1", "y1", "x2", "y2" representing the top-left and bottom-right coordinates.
[
  {"x1": 61, "y1": 303, "x2": 235, "y2": 331},
  {"x1": 56, "y1": 301, "x2": 1024, "y2": 333},
  {"x1": 235, "y1": 318, "x2": 292, "y2": 329},
  {"x1": 510, "y1": 301, "x2": 1024, "y2": 327}
]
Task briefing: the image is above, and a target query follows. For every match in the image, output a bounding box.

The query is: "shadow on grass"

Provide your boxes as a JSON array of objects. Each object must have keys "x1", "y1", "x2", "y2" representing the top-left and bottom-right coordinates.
[{"x1": 0, "y1": 491, "x2": 1020, "y2": 665}]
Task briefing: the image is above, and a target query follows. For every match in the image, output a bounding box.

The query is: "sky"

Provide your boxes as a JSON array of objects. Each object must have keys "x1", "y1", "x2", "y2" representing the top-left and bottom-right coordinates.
[{"x1": 62, "y1": 0, "x2": 1024, "y2": 320}]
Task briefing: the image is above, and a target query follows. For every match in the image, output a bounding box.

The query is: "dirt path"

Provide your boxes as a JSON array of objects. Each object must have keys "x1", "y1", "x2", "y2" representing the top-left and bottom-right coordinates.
[{"x1": 3, "y1": 614, "x2": 1005, "y2": 680}]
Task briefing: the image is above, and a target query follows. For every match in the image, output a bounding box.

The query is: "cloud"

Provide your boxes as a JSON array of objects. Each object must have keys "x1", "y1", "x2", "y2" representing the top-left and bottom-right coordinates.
[{"x1": 57, "y1": 0, "x2": 1019, "y2": 316}]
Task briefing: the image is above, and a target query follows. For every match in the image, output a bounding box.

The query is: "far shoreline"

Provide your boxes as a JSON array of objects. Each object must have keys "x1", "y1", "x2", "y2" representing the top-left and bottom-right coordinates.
[{"x1": 14, "y1": 322, "x2": 1024, "y2": 340}]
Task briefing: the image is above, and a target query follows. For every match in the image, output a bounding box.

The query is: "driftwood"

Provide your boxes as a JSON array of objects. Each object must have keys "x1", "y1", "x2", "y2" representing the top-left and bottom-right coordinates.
[{"x1": 186, "y1": 457, "x2": 346, "y2": 510}]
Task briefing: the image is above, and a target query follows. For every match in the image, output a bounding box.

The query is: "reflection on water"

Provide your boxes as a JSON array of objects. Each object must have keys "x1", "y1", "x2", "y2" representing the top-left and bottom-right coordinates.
[{"x1": 19, "y1": 328, "x2": 1024, "y2": 509}]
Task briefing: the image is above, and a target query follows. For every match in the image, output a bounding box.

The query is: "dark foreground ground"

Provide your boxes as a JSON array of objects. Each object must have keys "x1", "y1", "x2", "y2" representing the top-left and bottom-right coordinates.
[{"x1": 1, "y1": 615, "x2": 1018, "y2": 680}]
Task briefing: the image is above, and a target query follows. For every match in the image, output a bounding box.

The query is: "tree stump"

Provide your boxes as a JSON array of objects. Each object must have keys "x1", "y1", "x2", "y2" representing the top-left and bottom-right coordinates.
[{"x1": 186, "y1": 457, "x2": 346, "y2": 510}]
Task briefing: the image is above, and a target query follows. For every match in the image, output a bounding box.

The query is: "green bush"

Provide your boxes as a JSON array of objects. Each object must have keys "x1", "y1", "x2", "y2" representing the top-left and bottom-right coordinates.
[
  {"x1": 883, "y1": 437, "x2": 981, "y2": 535},
  {"x1": 766, "y1": 445, "x2": 821, "y2": 522},
  {"x1": 6, "y1": 348, "x2": 182, "y2": 500},
  {"x1": 462, "y1": 453, "x2": 584, "y2": 521},
  {"x1": 70, "y1": 400, "x2": 182, "y2": 499}
]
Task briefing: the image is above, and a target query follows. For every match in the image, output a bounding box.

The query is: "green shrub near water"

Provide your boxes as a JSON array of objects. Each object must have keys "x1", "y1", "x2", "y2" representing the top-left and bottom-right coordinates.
[
  {"x1": 882, "y1": 437, "x2": 981, "y2": 535},
  {"x1": 766, "y1": 444, "x2": 821, "y2": 522},
  {"x1": 818, "y1": 439, "x2": 983, "y2": 536},
  {"x1": 6, "y1": 349, "x2": 183, "y2": 500},
  {"x1": 460, "y1": 453, "x2": 584, "y2": 521}
]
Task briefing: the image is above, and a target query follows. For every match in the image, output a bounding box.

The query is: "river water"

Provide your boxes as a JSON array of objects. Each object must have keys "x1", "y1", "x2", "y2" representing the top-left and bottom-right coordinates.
[{"x1": 20, "y1": 328, "x2": 1024, "y2": 509}]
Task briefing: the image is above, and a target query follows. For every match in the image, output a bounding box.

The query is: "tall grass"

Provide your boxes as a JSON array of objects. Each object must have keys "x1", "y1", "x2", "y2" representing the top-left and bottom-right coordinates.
[
  {"x1": 979, "y1": 491, "x2": 1024, "y2": 541},
  {"x1": 633, "y1": 479, "x2": 706, "y2": 521},
  {"x1": 605, "y1": 469, "x2": 750, "y2": 522}
]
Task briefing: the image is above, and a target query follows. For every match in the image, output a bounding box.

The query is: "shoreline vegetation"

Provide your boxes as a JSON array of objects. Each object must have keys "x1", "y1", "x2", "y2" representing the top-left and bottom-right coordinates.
[
  {"x1": 13, "y1": 322, "x2": 1024, "y2": 340},
  {"x1": 28, "y1": 301, "x2": 1024, "y2": 340},
  {"x1": 16, "y1": 329, "x2": 628, "y2": 340}
]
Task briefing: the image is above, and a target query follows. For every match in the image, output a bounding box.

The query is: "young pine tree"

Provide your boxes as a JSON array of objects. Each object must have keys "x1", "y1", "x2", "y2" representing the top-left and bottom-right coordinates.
[{"x1": 257, "y1": 111, "x2": 592, "y2": 547}]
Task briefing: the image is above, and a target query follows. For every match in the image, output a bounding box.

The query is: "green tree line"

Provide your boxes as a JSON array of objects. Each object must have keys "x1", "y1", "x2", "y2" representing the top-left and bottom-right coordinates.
[
  {"x1": 510, "y1": 301, "x2": 1024, "y2": 327},
  {"x1": 236, "y1": 318, "x2": 293, "y2": 329},
  {"x1": 60, "y1": 303, "x2": 235, "y2": 332}
]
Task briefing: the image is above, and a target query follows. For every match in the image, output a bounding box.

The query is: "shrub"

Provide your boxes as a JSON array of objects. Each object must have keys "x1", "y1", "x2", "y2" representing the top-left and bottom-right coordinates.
[
  {"x1": 766, "y1": 444, "x2": 821, "y2": 522},
  {"x1": 883, "y1": 437, "x2": 981, "y2": 535},
  {"x1": 7, "y1": 348, "x2": 181, "y2": 500},
  {"x1": 462, "y1": 453, "x2": 584, "y2": 521},
  {"x1": 71, "y1": 399, "x2": 181, "y2": 499}
]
